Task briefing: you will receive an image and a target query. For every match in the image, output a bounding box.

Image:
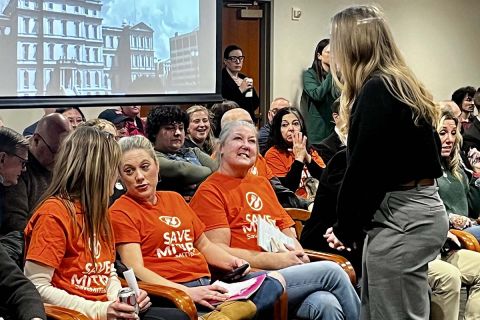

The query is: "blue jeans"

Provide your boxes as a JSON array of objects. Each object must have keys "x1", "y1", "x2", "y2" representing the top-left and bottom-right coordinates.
[
  {"x1": 278, "y1": 261, "x2": 360, "y2": 320},
  {"x1": 464, "y1": 225, "x2": 480, "y2": 242},
  {"x1": 181, "y1": 272, "x2": 283, "y2": 318}
]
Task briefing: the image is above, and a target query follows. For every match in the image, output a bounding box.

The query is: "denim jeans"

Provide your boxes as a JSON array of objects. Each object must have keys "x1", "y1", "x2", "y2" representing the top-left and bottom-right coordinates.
[
  {"x1": 464, "y1": 225, "x2": 480, "y2": 242},
  {"x1": 181, "y1": 272, "x2": 283, "y2": 318},
  {"x1": 278, "y1": 261, "x2": 360, "y2": 320}
]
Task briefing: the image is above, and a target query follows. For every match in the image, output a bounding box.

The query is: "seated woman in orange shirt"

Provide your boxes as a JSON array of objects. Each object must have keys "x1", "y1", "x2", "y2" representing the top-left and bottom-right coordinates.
[
  {"x1": 24, "y1": 126, "x2": 189, "y2": 320},
  {"x1": 265, "y1": 107, "x2": 325, "y2": 199},
  {"x1": 190, "y1": 120, "x2": 360, "y2": 320},
  {"x1": 109, "y1": 135, "x2": 284, "y2": 318}
]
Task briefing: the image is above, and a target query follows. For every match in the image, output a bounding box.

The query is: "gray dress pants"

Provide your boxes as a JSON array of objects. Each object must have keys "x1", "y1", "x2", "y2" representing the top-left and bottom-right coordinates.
[{"x1": 361, "y1": 185, "x2": 448, "y2": 320}]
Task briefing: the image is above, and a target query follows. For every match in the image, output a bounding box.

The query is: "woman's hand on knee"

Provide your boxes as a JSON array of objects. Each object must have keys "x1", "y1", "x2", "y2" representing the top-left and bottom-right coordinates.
[{"x1": 185, "y1": 285, "x2": 229, "y2": 310}]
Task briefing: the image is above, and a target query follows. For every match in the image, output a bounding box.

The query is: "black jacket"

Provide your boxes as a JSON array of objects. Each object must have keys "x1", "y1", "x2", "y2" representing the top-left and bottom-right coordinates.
[
  {"x1": 463, "y1": 117, "x2": 480, "y2": 152},
  {"x1": 221, "y1": 68, "x2": 260, "y2": 122},
  {"x1": 311, "y1": 131, "x2": 344, "y2": 165},
  {"x1": 0, "y1": 231, "x2": 46, "y2": 320}
]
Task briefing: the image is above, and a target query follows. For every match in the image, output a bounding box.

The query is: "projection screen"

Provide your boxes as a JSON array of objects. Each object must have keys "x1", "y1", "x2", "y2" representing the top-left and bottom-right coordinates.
[{"x1": 0, "y1": 0, "x2": 221, "y2": 108}]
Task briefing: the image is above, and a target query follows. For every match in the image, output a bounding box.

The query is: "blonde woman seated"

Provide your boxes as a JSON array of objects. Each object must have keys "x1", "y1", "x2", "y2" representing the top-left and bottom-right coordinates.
[
  {"x1": 185, "y1": 105, "x2": 215, "y2": 155},
  {"x1": 24, "y1": 126, "x2": 189, "y2": 320},
  {"x1": 109, "y1": 135, "x2": 284, "y2": 319},
  {"x1": 190, "y1": 120, "x2": 360, "y2": 320}
]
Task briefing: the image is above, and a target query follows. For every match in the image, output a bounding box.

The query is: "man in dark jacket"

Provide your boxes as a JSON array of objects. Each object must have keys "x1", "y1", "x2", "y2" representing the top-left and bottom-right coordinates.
[{"x1": 1, "y1": 114, "x2": 71, "y2": 235}]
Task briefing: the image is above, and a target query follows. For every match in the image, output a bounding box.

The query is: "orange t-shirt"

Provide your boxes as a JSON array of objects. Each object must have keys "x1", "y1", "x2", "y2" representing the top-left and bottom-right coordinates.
[
  {"x1": 25, "y1": 198, "x2": 115, "y2": 301},
  {"x1": 265, "y1": 146, "x2": 325, "y2": 198},
  {"x1": 190, "y1": 172, "x2": 294, "y2": 252},
  {"x1": 249, "y1": 154, "x2": 275, "y2": 180},
  {"x1": 110, "y1": 191, "x2": 210, "y2": 283}
]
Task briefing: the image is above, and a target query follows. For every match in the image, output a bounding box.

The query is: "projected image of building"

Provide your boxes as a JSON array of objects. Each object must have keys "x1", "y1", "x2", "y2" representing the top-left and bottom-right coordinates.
[
  {"x1": 169, "y1": 29, "x2": 199, "y2": 89},
  {"x1": 0, "y1": 0, "x2": 157, "y2": 96},
  {"x1": 103, "y1": 22, "x2": 155, "y2": 94}
]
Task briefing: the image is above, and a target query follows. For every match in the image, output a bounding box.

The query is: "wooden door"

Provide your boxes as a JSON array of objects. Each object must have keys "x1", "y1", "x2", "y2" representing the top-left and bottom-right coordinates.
[{"x1": 222, "y1": 1, "x2": 269, "y2": 124}]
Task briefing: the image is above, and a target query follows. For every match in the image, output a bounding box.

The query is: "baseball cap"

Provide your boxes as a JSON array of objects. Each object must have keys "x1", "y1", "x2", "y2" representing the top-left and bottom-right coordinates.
[{"x1": 98, "y1": 109, "x2": 129, "y2": 124}]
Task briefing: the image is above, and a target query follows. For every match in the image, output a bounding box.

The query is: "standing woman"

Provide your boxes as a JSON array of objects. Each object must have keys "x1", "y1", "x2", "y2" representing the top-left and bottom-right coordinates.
[
  {"x1": 24, "y1": 126, "x2": 189, "y2": 320},
  {"x1": 221, "y1": 45, "x2": 260, "y2": 123},
  {"x1": 300, "y1": 39, "x2": 339, "y2": 144},
  {"x1": 324, "y1": 5, "x2": 448, "y2": 319}
]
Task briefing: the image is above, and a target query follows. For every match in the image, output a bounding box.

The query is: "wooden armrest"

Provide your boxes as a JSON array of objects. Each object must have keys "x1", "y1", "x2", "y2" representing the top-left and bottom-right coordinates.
[
  {"x1": 44, "y1": 304, "x2": 89, "y2": 320},
  {"x1": 120, "y1": 279, "x2": 197, "y2": 320},
  {"x1": 450, "y1": 229, "x2": 480, "y2": 252},
  {"x1": 284, "y1": 208, "x2": 311, "y2": 220},
  {"x1": 304, "y1": 249, "x2": 357, "y2": 285}
]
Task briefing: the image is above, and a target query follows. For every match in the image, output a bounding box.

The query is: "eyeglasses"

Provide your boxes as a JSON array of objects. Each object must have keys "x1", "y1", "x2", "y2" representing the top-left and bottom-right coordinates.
[
  {"x1": 37, "y1": 134, "x2": 56, "y2": 155},
  {"x1": 10, "y1": 153, "x2": 28, "y2": 169},
  {"x1": 226, "y1": 56, "x2": 245, "y2": 63}
]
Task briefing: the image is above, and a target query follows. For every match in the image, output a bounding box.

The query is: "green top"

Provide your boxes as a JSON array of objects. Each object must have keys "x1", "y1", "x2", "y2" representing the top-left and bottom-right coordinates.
[
  {"x1": 300, "y1": 68, "x2": 339, "y2": 144},
  {"x1": 437, "y1": 168, "x2": 480, "y2": 219}
]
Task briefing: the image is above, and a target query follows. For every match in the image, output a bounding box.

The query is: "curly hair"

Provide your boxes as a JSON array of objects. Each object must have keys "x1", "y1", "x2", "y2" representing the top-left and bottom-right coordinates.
[
  {"x1": 146, "y1": 105, "x2": 189, "y2": 143},
  {"x1": 268, "y1": 107, "x2": 308, "y2": 153}
]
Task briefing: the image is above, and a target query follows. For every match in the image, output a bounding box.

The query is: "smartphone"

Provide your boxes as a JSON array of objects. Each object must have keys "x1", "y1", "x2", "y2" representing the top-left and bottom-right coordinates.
[{"x1": 220, "y1": 263, "x2": 250, "y2": 283}]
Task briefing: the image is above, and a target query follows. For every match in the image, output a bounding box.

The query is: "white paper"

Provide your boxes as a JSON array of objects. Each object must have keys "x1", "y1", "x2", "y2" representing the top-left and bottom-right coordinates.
[
  {"x1": 257, "y1": 217, "x2": 295, "y2": 252},
  {"x1": 123, "y1": 268, "x2": 140, "y2": 296}
]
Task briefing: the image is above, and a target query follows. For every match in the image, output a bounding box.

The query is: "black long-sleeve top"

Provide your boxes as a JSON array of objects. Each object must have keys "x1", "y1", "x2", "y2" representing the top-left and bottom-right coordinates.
[
  {"x1": 221, "y1": 68, "x2": 260, "y2": 122},
  {"x1": 0, "y1": 244, "x2": 46, "y2": 320},
  {"x1": 333, "y1": 76, "x2": 443, "y2": 246}
]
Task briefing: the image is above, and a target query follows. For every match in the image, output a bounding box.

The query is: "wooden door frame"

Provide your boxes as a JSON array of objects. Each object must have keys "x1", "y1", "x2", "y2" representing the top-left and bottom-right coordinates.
[{"x1": 222, "y1": 0, "x2": 271, "y2": 126}]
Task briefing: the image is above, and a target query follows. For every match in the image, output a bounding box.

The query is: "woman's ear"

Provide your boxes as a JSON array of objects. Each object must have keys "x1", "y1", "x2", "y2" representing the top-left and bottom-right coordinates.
[
  {"x1": 317, "y1": 52, "x2": 322, "y2": 61},
  {"x1": 0, "y1": 152, "x2": 5, "y2": 163}
]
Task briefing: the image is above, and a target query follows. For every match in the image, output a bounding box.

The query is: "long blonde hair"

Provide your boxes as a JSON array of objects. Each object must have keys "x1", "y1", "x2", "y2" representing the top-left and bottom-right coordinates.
[
  {"x1": 36, "y1": 126, "x2": 121, "y2": 262},
  {"x1": 330, "y1": 5, "x2": 440, "y2": 137},
  {"x1": 186, "y1": 105, "x2": 215, "y2": 154},
  {"x1": 438, "y1": 109, "x2": 463, "y2": 182}
]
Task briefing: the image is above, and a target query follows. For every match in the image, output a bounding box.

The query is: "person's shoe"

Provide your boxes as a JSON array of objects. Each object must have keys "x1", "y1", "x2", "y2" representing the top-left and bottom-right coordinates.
[
  {"x1": 199, "y1": 310, "x2": 232, "y2": 320},
  {"x1": 216, "y1": 300, "x2": 257, "y2": 320}
]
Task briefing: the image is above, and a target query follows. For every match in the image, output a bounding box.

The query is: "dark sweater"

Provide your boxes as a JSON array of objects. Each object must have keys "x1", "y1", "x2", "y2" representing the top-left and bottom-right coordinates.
[
  {"x1": 334, "y1": 77, "x2": 443, "y2": 246},
  {"x1": 221, "y1": 68, "x2": 260, "y2": 122},
  {"x1": 0, "y1": 243, "x2": 46, "y2": 320},
  {"x1": 1, "y1": 152, "x2": 51, "y2": 235},
  {"x1": 258, "y1": 123, "x2": 271, "y2": 156},
  {"x1": 311, "y1": 131, "x2": 344, "y2": 165}
]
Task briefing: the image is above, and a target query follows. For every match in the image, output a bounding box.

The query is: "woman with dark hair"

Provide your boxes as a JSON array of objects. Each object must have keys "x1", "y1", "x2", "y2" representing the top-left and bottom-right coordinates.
[
  {"x1": 221, "y1": 45, "x2": 259, "y2": 123},
  {"x1": 300, "y1": 39, "x2": 339, "y2": 144},
  {"x1": 55, "y1": 107, "x2": 85, "y2": 129},
  {"x1": 210, "y1": 100, "x2": 239, "y2": 138},
  {"x1": 265, "y1": 107, "x2": 325, "y2": 199}
]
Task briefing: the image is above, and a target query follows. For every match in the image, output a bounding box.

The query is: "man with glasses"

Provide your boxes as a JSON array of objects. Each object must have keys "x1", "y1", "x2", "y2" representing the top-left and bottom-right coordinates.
[
  {"x1": 0, "y1": 127, "x2": 46, "y2": 320},
  {"x1": 1, "y1": 113, "x2": 71, "y2": 235},
  {"x1": 221, "y1": 44, "x2": 260, "y2": 124},
  {"x1": 258, "y1": 98, "x2": 291, "y2": 155}
]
